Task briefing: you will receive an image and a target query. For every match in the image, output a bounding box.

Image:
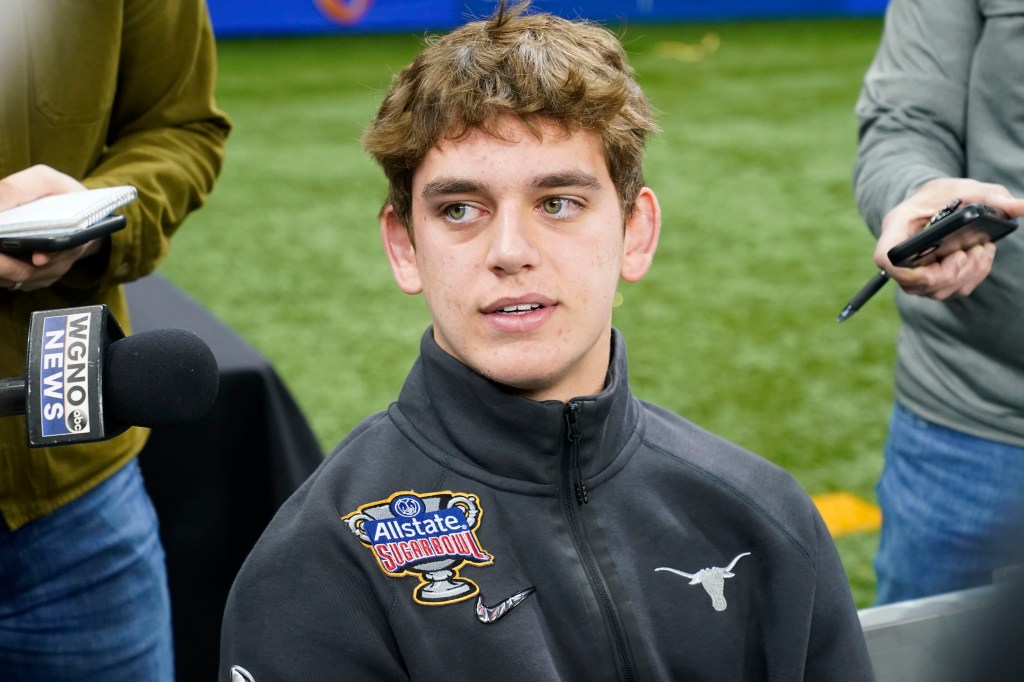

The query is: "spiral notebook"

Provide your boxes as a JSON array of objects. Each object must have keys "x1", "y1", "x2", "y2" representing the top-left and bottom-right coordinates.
[{"x1": 0, "y1": 186, "x2": 137, "y2": 236}]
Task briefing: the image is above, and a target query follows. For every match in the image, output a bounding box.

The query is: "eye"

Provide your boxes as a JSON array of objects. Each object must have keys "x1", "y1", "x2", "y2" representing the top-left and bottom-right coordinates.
[
  {"x1": 538, "y1": 197, "x2": 583, "y2": 219},
  {"x1": 541, "y1": 197, "x2": 567, "y2": 215},
  {"x1": 444, "y1": 203, "x2": 469, "y2": 221}
]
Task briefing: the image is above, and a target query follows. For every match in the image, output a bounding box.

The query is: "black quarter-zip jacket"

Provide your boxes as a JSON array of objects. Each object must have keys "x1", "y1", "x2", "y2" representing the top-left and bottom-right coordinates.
[{"x1": 220, "y1": 329, "x2": 873, "y2": 681}]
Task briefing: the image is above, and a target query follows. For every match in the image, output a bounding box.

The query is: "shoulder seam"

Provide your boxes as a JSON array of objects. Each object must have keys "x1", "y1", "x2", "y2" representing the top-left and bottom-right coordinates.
[{"x1": 640, "y1": 435, "x2": 815, "y2": 565}]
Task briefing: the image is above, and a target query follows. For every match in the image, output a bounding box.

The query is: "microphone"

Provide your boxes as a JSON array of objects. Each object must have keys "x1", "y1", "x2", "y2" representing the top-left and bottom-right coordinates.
[{"x1": 0, "y1": 304, "x2": 219, "y2": 447}]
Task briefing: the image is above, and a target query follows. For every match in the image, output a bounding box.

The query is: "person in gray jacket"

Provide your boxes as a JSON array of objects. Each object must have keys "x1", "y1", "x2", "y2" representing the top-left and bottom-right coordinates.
[
  {"x1": 853, "y1": 0, "x2": 1024, "y2": 605},
  {"x1": 220, "y1": 3, "x2": 873, "y2": 679}
]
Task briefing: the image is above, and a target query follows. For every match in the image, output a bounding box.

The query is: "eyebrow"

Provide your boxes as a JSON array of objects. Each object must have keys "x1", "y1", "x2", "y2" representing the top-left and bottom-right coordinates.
[
  {"x1": 531, "y1": 171, "x2": 603, "y2": 191},
  {"x1": 420, "y1": 171, "x2": 603, "y2": 202},
  {"x1": 420, "y1": 178, "x2": 483, "y2": 202}
]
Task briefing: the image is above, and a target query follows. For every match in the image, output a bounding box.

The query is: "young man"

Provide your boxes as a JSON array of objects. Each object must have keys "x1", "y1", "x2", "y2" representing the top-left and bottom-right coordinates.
[{"x1": 220, "y1": 3, "x2": 872, "y2": 679}]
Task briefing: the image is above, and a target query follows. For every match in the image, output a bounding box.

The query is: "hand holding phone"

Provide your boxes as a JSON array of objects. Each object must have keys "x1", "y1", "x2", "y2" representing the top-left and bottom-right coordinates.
[
  {"x1": 839, "y1": 202, "x2": 1017, "y2": 322},
  {"x1": 887, "y1": 203, "x2": 1017, "y2": 268},
  {"x1": 0, "y1": 185, "x2": 135, "y2": 254},
  {"x1": 0, "y1": 214, "x2": 126, "y2": 253}
]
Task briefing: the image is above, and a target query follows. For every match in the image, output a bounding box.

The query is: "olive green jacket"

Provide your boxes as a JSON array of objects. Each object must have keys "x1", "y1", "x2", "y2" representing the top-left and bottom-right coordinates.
[{"x1": 0, "y1": 0, "x2": 231, "y2": 529}]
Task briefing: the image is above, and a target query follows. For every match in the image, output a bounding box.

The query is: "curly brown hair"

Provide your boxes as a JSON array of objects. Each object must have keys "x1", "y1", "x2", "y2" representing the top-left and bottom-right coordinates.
[{"x1": 362, "y1": 0, "x2": 658, "y2": 229}]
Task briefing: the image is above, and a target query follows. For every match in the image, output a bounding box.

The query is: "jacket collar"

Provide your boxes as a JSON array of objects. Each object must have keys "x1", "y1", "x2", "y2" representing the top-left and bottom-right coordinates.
[{"x1": 392, "y1": 327, "x2": 640, "y2": 485}]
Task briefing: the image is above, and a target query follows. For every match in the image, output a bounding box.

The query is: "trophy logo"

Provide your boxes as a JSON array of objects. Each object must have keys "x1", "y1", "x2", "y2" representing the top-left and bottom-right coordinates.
[{"x1": 343, "y1": 490, "x2": 493, "y2": 606}]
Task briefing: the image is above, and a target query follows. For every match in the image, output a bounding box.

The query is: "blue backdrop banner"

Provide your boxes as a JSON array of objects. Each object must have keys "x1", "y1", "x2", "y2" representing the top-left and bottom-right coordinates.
[{"x1": 207, "y1": 0, "x2": 887, "y2": 38}]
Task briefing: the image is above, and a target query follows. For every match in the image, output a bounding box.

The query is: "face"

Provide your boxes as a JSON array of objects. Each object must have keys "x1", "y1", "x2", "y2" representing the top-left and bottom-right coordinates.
[{"x1": 382, "y1": 116, "x2": 660, "y2": 402}]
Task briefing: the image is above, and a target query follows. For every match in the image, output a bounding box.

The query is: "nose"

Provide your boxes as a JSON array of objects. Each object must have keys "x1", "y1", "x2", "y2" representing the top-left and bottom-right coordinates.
[{"x1": 486, "y1": 209, "x2": 540, "y2": 275}]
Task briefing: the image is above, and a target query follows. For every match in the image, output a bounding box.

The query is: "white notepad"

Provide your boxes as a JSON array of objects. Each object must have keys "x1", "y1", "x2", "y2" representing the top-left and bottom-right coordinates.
[{"x1": 0, "y1": 186, "x2": 137, "y2": 235}]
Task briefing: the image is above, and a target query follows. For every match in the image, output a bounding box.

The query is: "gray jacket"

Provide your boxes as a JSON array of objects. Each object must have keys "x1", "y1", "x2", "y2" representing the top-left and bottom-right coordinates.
[
  {"x1": 220, "y1": 329, "x2": 872, "y2": 681},
  {"x1": 853, "y1": 0, "x2": 1024, "y2": 445}
]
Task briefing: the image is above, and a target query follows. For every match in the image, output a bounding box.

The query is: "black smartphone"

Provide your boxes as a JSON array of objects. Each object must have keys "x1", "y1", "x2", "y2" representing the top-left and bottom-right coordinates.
[
  {"x1": 0, "y1": 214, "x2": 126, "y2": 253},
  {"x1": 887, "y1": 203, "x2": 1018, "y2": 268}
]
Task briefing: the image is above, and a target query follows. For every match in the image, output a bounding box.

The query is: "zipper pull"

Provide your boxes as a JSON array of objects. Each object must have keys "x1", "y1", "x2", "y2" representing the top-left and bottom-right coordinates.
[
  {"x1": 577, "y1": 473, "x2": 589, "y2": 505},
  {"x1": 565, "y1": 402, "x2": 589, "y2": 505}
]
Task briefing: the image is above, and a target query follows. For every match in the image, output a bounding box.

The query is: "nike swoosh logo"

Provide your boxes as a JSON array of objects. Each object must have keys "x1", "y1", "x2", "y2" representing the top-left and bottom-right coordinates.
[{"x1": 475, "y1": 587, "x2": 536, "y2": 624}]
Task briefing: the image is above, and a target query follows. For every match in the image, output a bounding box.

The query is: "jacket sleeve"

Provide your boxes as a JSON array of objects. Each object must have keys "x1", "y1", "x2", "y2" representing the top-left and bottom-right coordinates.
[
  {"x1": 804, "y1": 512, "x2": 876, "y2": 681},
  {"x1": 75, "y1": 0, "x2": 231, "y2": 289},
  {"x1": 219, "y1": 495, "x2": 409, "y2": 681},
  {"x1": 852, "y1": 0, "x2": 980, "y2": 234}
]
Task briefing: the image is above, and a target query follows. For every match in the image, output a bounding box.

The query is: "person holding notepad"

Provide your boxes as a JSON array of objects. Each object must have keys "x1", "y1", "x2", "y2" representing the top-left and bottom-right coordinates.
[{"x1": 0, "y1": 1, "x2": 230, "y2": 679}]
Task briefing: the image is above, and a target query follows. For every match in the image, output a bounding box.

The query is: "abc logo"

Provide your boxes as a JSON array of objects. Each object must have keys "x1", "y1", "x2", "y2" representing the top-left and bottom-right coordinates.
[{"x1": 68, "y1": 409, "x2": 89, "y2": 432}]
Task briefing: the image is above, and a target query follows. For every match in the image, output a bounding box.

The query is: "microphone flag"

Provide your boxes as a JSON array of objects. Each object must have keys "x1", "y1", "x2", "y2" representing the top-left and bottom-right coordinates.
[{"x1": 25, "y1": 305, "x2": 125, "y2": 447}]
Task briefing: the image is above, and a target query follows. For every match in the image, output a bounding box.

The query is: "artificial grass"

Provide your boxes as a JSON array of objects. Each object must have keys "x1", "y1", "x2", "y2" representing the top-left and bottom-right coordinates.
[{"x1": 160, "y1": 17, "x2": 894, "y2": 606}]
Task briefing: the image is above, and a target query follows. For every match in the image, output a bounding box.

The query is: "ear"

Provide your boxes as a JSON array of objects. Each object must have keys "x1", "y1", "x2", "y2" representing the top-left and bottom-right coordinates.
[
  {"x1": 620, "y1": 187, "x2": 661, "y2": 282},
  {"x1": 381, "y1": 205, "x2": 423, "y2": 294}
]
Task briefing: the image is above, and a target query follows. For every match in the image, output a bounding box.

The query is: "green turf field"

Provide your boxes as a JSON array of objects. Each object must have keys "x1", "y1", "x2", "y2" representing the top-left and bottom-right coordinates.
[{"x1": 160, "y1": 17, "x2": 894, "y2": 606}]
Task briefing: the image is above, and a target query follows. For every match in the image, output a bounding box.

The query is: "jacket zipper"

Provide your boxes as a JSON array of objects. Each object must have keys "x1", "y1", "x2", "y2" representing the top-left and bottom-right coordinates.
[
  {"x1": 566, "y1": 401, "x2": 588, "y2": 505},
  {"x1": 562, "y1": 401, "x2": 634, "y2": 682}
]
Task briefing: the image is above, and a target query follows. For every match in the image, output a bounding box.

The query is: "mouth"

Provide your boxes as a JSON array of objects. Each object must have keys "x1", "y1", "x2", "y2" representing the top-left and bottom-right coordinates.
[
  {"x1": 483, "y1": 297, "x2": 555, "y2": 332},
  {"x1": 494, "y1": 303, "x2": 544, "y2": 316}
]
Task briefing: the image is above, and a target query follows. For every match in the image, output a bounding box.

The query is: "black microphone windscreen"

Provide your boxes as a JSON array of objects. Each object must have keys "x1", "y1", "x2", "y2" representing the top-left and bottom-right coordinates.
[{"x1": 103, "y1": 328, "x2": 219, "y2": 427}]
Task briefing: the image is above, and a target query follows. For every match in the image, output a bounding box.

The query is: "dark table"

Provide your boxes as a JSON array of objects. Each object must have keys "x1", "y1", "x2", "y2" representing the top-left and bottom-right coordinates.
[{"x1": 126, "y1": 275, "x2": 323, "y2": 681}]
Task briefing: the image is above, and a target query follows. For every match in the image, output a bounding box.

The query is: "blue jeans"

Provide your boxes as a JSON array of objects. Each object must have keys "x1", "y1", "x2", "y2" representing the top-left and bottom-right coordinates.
[
  {"x1": 0, "y1": 460, "x2": 173, "y2": 681},
  {"x1": 875, "y1": 403, "x2": 1024, "y2": 605}
]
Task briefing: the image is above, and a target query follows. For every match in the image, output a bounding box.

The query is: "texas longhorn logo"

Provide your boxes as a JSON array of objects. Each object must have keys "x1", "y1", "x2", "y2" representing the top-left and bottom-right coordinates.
[
  {"x1": 343, "y1": 491, "x2": 493, "y2": 606},
  {"x1": 655, "y1": 552, "x2": 751, "y2": 611}
]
